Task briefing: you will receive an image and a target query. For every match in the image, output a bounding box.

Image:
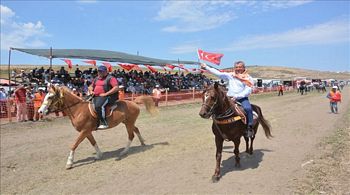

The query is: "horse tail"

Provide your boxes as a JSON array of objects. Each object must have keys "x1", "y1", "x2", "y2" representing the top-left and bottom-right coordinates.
[
  {"x1": 134, "y1": 96, "x2": 158, "y2": 116},
  {"x1": 252, "y1": 104, "x2": 273, "y2": 139}
]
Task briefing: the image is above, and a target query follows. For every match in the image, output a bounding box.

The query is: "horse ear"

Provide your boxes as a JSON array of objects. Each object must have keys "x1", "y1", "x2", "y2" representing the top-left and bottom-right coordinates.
[{"x1": 214, "y1": 82, "x2": 219, "y2": 90}]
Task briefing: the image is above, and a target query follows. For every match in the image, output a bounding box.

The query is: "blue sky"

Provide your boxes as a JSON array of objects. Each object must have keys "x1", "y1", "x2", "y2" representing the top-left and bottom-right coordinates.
[{"x1": 1, "y1": 0, "x2": 349, "y2": 71}]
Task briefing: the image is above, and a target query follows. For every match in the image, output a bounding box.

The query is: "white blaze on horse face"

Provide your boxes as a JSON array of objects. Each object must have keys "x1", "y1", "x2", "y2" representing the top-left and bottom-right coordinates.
[
  {"x1": 38, "y1": 92, "x2": 55, "y2": 114},
  {"x1": 204, "y1": 92, "x2": 210, "y2": 103}
]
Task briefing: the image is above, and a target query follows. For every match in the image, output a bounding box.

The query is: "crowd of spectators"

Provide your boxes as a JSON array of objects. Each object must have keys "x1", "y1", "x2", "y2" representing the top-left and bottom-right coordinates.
[{"x1": 9, "y1": 66, "x2": 212, "y2": 97}]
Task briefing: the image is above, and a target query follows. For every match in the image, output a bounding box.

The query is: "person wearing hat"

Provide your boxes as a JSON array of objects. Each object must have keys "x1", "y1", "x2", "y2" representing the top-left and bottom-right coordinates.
[
  {"x1": 91, "y1": 65, "x2": 119, "y2": 129},
  {"x1": 152, "y1": 84, "x2": 161, "y2": 107},
  {"x1": 118, "y1": 85, "x2": 125, "y2": 100},
  {"x1": 33, "y1": 88, "x2": 45, "y2": 121},
  {"x1": 326, "y1": 86, "x2": 342, "y2": 114},
  {"x1": 14, "y1": 84, "x2": 28, "y2": 122}
]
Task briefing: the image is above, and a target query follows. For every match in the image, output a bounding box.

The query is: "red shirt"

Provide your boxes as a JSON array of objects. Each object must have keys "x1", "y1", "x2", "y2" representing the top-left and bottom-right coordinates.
[
  {"x1": 93, "y1": 76, "x2": 118, "y2": 96},
  {"x1": 15, "y1": 87, "x2": 27, "y2": 103}
]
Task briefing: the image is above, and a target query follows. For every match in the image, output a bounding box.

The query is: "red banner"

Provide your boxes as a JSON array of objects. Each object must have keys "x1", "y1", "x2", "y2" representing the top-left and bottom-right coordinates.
[
  {"x1": 146, "y1": 65, "x2": 157, "y2": 73},
  {"x1": 118, "y1": 63, "x2": 134, "y2": 71},
  {"x1": 62, "y1": 59, "x2": 72, "y2": 69},
  {"x1": 83, "y1": 60, "x2": 96, "y2": 66},
  {"x1": 102, "y1": 62, "x2": 113, "y2": 72},
  {"x1": 166, "y1": 64, "x2": 176, "y2": 70}
]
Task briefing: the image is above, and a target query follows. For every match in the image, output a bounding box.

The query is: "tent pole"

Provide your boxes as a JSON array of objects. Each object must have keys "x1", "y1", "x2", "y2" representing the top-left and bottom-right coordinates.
[
  {"x1": 8, "y1": 48, "x2": 12, "y2": 93},
  {"x1": 48, "y1": 47, "x2": 53, "y2": 83}
]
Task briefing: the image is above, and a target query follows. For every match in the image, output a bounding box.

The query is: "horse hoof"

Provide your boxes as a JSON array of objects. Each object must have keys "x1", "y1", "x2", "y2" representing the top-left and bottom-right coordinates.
[
  {"x1": 211, "y1": 175, "x2": 220, "y2": 183},
  {"x1": 65, "y1": 164, "x2": 73, "y2": 170},
  {"x1": 235, "y1": 163, "x2": 241, "y2": 168},
  {"x1": 95, "y1": 154, "x2": 102, "y2": 160}
]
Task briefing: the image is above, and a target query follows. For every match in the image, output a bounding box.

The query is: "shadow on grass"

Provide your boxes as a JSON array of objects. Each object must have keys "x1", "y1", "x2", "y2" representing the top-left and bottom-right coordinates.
[
  {"x1": 220, "y1": 149, "x2": 273, "y2": 178},
  {"x1": 73, "y1": 141, "x2": 169, "y2": 168}
]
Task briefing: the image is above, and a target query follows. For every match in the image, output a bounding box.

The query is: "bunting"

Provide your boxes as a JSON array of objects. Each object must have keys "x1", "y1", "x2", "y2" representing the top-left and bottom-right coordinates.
[
  {"x1": 62, "y1": 59, "x2": 72, "y2": 69},
  {"x1": 83, "y1": 60, "x2": 97, "y2": 66},
  {"x1": 102, "y1": 62, "x2": 113, "y2": 72},
  {"x1": 146, "y1": 65, "x2": 157, "y2": 73}
]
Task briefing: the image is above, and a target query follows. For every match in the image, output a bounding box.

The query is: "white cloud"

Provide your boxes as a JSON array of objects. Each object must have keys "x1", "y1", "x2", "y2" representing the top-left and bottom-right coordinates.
[
  {"x1": 223, "y1": 18, "x2": 350, "y2": 51},
  {"x1": 0, "y1": 5, "x2": 49, "y2": 50},
  {"x1": 155, "y1": 1, "x2": 235, "y2": 32},
  {"x1": 155, "y1": 0, "x2": 312, "y2": 33}
]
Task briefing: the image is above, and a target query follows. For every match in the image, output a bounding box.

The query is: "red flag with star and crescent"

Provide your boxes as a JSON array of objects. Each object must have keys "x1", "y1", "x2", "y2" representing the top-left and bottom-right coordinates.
[{"x1": 197, "y1": 49, "x2": 224, "y2": 65}]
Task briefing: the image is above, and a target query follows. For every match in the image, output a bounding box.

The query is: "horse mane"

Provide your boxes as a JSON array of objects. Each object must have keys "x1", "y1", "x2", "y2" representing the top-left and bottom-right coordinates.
[
  {"x1": 216, "y1": 85, "x2": 231, "y2": 111},
  {"x1": 60, "y1": 86, "x2": 83, "y2": 102}
]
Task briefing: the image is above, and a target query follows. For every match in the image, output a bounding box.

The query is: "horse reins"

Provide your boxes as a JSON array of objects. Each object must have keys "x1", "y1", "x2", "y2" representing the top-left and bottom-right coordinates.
[{"x1": 202, "y1": 96, "x2": 231, "y2": 141}]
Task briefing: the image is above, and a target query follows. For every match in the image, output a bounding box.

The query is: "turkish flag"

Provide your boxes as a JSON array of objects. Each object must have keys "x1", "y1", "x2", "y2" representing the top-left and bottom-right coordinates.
[
  {"x1": 102, "y1": 62, "x2": 113, "y2": 72},
  {"x1": 83, "y1": 60, "x2": 96, "y2": 66},
  {"x1": 118, "y1": 63, "x2": 134, "y2": 71},
  {"x1": 197, "y1": 49, "x2": 224, "y2": 65},
  {"x1": 146, "y1": 65, "x2": 157, "y2": 73},
  {"x1": 62, "y1": 59, "x2": 72, "y2": 69}
]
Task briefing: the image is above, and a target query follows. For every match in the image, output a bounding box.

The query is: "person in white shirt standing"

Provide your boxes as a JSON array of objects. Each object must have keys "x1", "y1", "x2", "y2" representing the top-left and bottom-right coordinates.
[{"x1": 201, "y1": 61, "x2": 254, "y2": 138}]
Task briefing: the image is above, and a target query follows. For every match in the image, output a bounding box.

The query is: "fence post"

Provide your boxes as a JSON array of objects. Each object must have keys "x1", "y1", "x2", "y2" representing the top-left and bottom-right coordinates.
[
  {"x1": 131, "y1": 92, "x2": 134, "y2": 101},
  {"x1": 192, "y1": 87, "x2": 195, "y2": 100},
  {"x1": 165, "y1": 88, "x2": 168, "y2": 106},
  {"x1": 7, "y1": 99, "x2": 12, "y2": 122}
]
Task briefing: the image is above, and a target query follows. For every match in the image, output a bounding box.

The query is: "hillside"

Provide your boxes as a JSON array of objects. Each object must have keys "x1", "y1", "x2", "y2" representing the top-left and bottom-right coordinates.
[
  {"x1": 224, "y1": 65, "x2": 349, "y2": 80},
  {"x1": 0, "y1": 64, "x2": 349, "y2": 81}
]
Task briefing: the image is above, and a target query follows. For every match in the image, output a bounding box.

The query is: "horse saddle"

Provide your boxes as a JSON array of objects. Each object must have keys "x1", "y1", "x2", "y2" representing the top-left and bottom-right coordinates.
[
  {"x1": 88, "y1": 101, "x2": 119, "y2": 119},
  {"x1": 214, "y1": 101, "x2": 247, "y2": 125}
]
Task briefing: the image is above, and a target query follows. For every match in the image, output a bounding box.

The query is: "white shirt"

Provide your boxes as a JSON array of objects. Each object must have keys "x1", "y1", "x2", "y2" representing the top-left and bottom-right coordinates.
[{"x1": 206, "y1": 66, "x2": 253, "y2": 99}]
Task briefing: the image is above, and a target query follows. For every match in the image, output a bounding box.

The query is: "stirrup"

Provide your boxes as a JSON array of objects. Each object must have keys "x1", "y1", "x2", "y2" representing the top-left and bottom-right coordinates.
[{"x1": 98, "y1": 124, "x2": 109, "y2": 129}]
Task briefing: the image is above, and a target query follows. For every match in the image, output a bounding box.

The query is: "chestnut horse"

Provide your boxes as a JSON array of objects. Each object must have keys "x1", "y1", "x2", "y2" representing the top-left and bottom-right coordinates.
[
  {"x1": 39, "y1": 84, "x2": 157, "y2": 169},
  {"x1": 199, "y1": 82, "x2": 272, "y2": 182}
]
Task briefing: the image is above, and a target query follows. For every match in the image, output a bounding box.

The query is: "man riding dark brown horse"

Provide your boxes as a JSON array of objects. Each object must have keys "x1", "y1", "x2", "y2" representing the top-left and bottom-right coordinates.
[{"x1": 199, "y1": 82, "x2": 272, "y2": 182}]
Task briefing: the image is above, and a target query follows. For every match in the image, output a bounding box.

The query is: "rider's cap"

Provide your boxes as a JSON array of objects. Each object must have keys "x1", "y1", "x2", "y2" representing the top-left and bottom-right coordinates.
[
  {"x1": 155, "y1": 85, "x2": 159, "y2": 87},
  {"x1": 332, "y1": 86, "x2": 338, "y2": 89},
  {"x1": 97, "y1": 65, "x2": 107, "y2": 72},
  {"x1": 119, "y1": 85, "x2": 124, "y2": 88}
]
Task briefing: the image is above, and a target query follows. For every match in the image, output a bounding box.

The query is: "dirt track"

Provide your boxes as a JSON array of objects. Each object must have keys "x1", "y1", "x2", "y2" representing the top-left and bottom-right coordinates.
[{"x1": 1, "y1": 88, "x2": 349, "y2": 194}]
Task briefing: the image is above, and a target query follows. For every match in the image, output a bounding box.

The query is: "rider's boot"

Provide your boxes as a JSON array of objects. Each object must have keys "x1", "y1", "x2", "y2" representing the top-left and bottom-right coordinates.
[
  {"x1": 244, "y1": 125, "x2": 254, "y2": 138},
  {"x1": 98, "y1": 118, "x2": 108, "y2": 129}
]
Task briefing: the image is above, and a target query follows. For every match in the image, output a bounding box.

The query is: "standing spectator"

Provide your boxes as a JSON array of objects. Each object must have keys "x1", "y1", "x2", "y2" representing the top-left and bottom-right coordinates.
[
  {"x1": 26, "y1": 89, "x2": 34, "y2": 121},
  {"x1": 152, "y1": 85, "x2": 161, "y2": 107},
  {"x1": 118, "y1": 85, "x2": 125, "y2": 100},
  {"x1": 33, "y1": 88, "x2": 45, "y2": 121},
  {"x1": 326, "y1": 86, "x2": 342, "y2": 114},
  {"x1": 278, "y1": 84, "x2": 284, "y2": 96},
  {"x1": 14, "y1": 84, "x2": 28, "y2": 122},
  {"x1": 0, "y1": 87, "x2": 7, "y2": 115}
]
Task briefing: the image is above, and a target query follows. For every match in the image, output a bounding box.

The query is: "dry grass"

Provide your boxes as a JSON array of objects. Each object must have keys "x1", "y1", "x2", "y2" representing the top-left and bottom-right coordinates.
[{"x1": 293, "y1": 106, "x2": 350, "y2": 194}]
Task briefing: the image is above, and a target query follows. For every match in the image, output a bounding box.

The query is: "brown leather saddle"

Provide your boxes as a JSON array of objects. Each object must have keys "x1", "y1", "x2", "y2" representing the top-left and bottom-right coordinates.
[
  {"x1": 214, "y1": 100, "x2": 247, "y2": 125},
  {"x1": 88, "y1": 101, "x2": 119, "y2": 119}
]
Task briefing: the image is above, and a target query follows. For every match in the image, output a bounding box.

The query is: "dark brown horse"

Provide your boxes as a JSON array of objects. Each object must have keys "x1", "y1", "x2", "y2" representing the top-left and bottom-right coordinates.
[
  {"x1": 199, "y1": 82, "x2": 272, "y2": 182},
  {"x1": 39, "y1": 84, "x2": 157, "y2": 169}
]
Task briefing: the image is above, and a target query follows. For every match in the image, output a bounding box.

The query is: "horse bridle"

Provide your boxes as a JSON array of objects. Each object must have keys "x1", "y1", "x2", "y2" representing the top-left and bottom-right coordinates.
[
  {"x1": 43, "y1": 90, "x2": 80, "y2": 114},
  {"x1": 202, "y1": 95, "x2": 219, "y2": 117}
]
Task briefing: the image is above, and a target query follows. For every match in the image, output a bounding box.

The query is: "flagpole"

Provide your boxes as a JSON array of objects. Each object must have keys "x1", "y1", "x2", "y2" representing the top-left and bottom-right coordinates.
[
  {"x1": 177, "y1": 58, "x2": 181, "y2": 73},
  {"x1": 8, "y1": 48, "x2": 12, "y2": 92}
]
